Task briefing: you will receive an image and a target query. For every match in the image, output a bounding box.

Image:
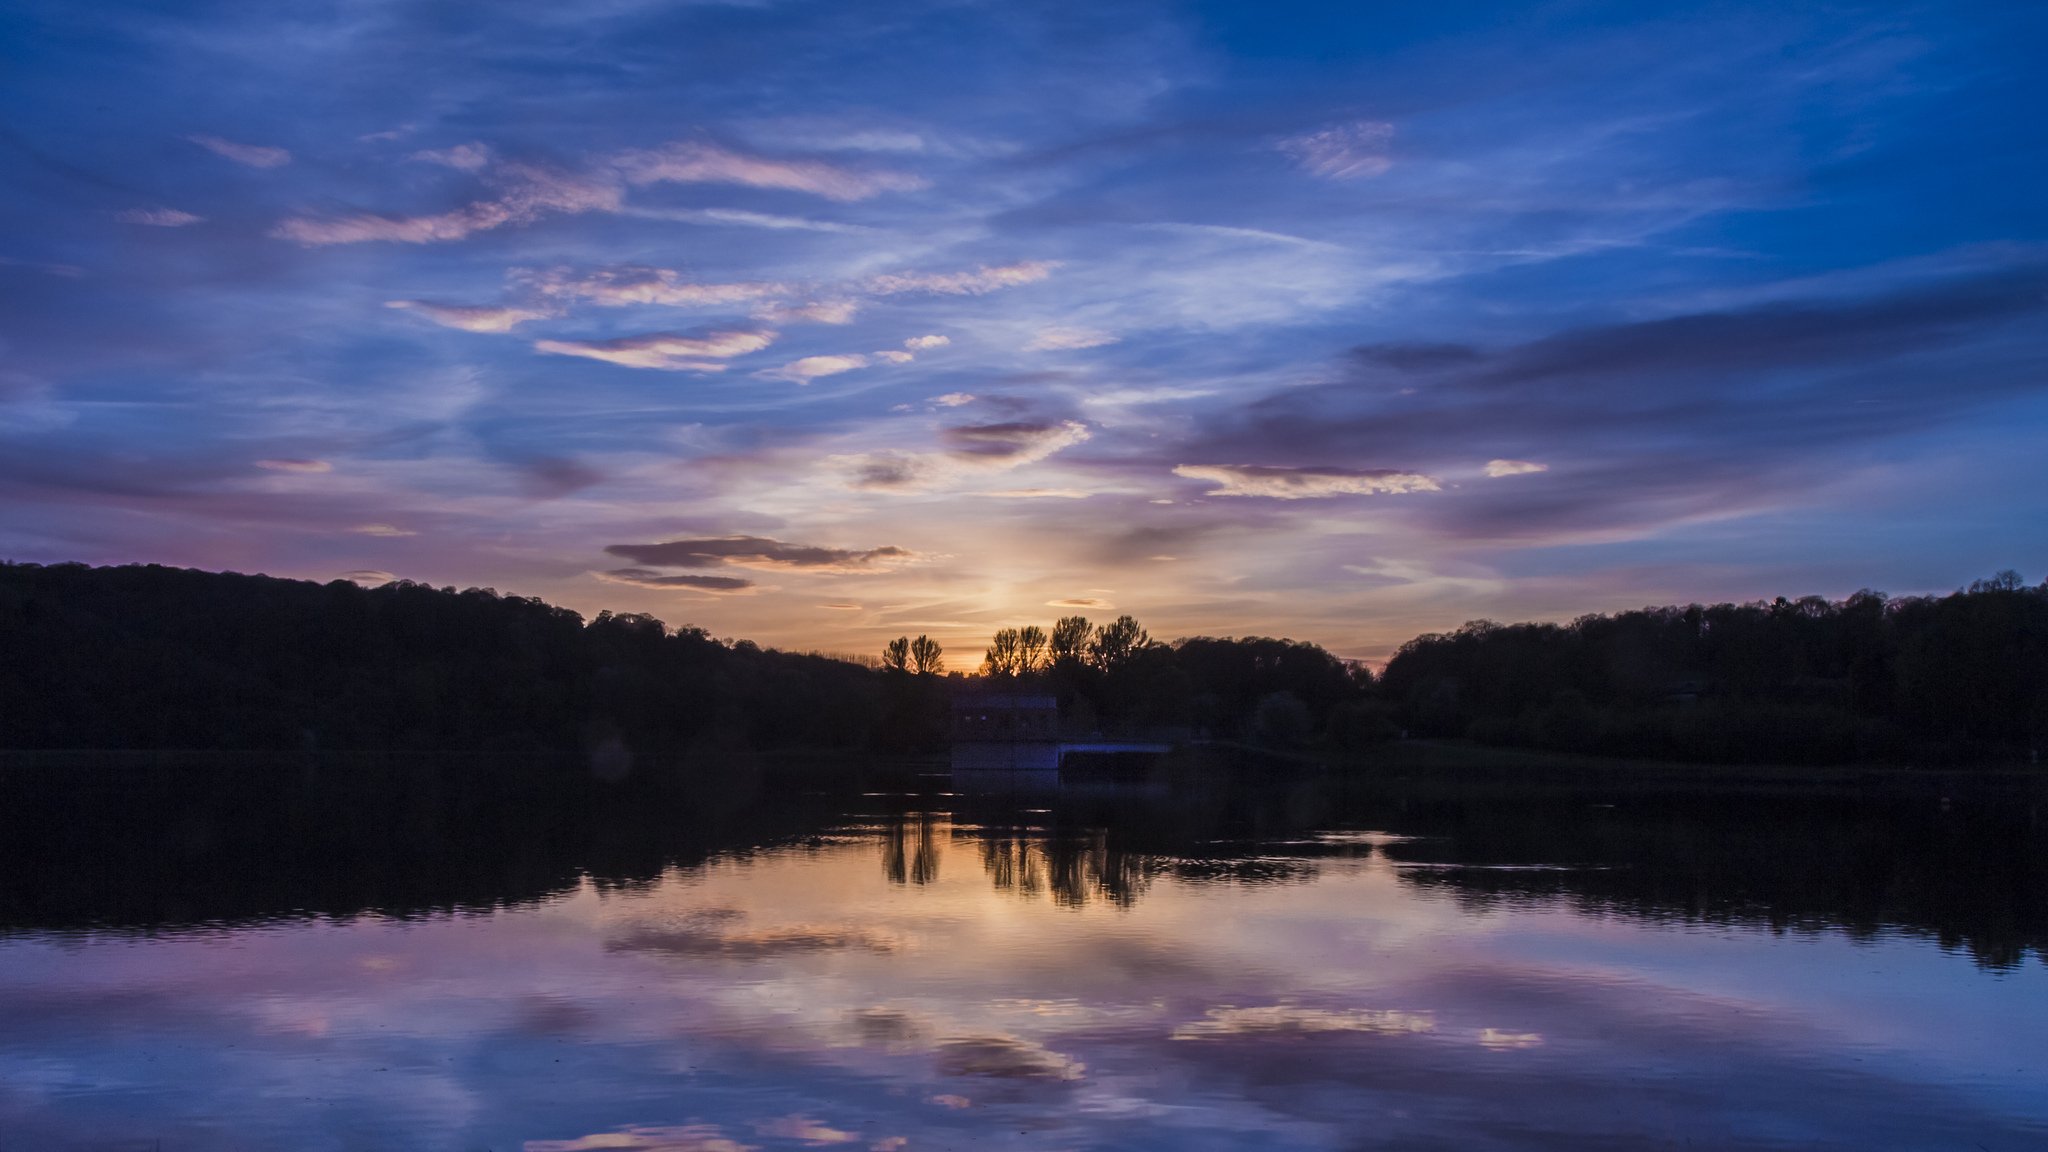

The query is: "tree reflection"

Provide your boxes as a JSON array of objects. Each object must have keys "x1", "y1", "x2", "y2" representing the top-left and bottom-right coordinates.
[
  {"x1": 2, "y1": 756, "x2": 2041, "y2": 971},
  {"x1": 881, "y1": 812, "x2": 941, "y2": 886}
]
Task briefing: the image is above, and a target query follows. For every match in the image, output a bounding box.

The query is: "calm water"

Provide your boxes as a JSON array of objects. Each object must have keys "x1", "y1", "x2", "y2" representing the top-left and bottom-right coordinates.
[{"x1": 1, "y1": 756, "x2": 2045, "y2": 1150}]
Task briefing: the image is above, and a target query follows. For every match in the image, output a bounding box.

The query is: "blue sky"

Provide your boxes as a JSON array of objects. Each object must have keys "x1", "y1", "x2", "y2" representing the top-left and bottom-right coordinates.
[{"x1": 3, "y1": 0, "x2": 2044, "y2": 659}]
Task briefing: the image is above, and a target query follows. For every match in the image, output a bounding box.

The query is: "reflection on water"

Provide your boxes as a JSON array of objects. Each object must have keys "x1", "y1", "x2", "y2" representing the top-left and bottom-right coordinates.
[{"x1": 1, "y1": 755, "x2": 2045, "y2": 1150}]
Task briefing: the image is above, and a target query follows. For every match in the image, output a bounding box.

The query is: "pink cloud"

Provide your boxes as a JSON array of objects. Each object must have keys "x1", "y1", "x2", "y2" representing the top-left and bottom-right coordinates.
[
  {"x1": 865, "y1": 261, "x2": 1058, "y2": 296},
  {"x1": 613, "y1": 141, "x2": 926, "y2": 201},
  {"x1": 534, "y1": 329, "x2": 777, "y2": 371},
  {"x1": 188, "y1": 134, "x2": 291, "y2": 168}
]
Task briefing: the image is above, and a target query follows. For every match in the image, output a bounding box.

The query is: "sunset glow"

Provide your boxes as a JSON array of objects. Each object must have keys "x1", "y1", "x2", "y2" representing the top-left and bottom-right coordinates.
[{"x1": 4, "y1": 1, "x2": 2044, "y2": 660}]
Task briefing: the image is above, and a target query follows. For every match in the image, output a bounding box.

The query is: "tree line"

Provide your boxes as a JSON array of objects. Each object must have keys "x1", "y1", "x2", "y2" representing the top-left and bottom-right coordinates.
[
  {"x1": 5, "y1": 560, "x2": 2045, "y2": 765},
  {"x1": 1378, "y1": 572, "x2": 2048, "y2": 765},
  {"x1": 0, "y1": 562, "x2": 880, "y2": 757},
  {"x1": 893, "y1": 613, "x2": 1374, "y2": 746}
]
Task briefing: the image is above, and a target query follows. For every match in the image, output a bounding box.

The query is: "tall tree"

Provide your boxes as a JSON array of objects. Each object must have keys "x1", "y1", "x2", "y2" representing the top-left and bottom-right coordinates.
[
  {"x1": 910, "y1": 635, "x2": 944, "y2": 676},
  {"x1": 1017, "y1": 625, "x2": 1049, "y2": 673},
  {"x1": 982, "y1": 627, "x2": 1024, "y2": 678},
  {"x1": 882, "y1": 636, "x2": 911, "y2": 673},
  {"x1": 1090, "y1": 615, "x2": 1150, "y2": 671},
  {"x1": 1050, "y1": 616, "x2": 1092, "y2": 666}
]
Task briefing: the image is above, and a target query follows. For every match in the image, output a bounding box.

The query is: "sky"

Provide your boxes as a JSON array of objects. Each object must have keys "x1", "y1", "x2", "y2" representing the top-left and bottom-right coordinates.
[{"x1": 3, "y1": 0, "x2": 2045, "y2": 663}]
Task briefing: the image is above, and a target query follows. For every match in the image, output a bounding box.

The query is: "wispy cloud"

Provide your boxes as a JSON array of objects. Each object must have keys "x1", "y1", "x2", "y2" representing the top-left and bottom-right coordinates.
[
  {"x1": 274, "y1": 164, "x2": 621, "y2": 246},
  {"x1": 386, "y1": 300, "x2": 552, "y2": 333},
  {"x1": 1173, "y1": 464, "x2": 1439, "y2": 498},
  {"x1": 1048, "y1": 596, "x2": 1112, "y2": 608},
  {"x1": 605, "y1": 536, "x2": 914, "y2": 574},
  {"x1": 349, "y1": 523, "x2": 418, "y2": 537},
  {"x1": 621, "y1": 206, "x2": 874, "y2": 234},
  {"x1": 114, "y1": 208, "x2": 203, "y2": 227},
  {"x1": 1485, "y1": 459, "x2": 1550, "y2": 477},
  {"x1": 867, "y1": 261, "x2": 1059, "y2": 296},
  {"x1": 409, "y1": 143, "x2": 490, "y2": 171},
  {"x1": 762, "y1": 353, "x2": 870, "y2": 382},
  {"x1": 838, "y1": 420, "x2": 1092, "y2": 491},
  {"x1": 943, "y1": 421, "x2": 1091, "y2": 461},
  {"x1": 905, "y1": 334, "x2": 950, "y2": 350},
  {"x1": 534, "y1": 329, "x2": 775, "y2": 370},
  {"x1": 755, "y1": 300, "x2": 860, "y2": 325},
  {"x1": 188, "y1": 134, "x2": 291, "y2": 168},
  {"x1": 526, "y1": 266, "x2": 788, "y2": 309},
  {"x1": 254, "y1": 458, "x2": 332, "y2": 473},
  {"x1": 275, "y1": 137, "x2": 912, "y2": 246},
  {"x1": 614, "y1": 140, "x2": 926, "y2": 201},
  {"x1": 1026, "y1": 326, "x2": 1119, "y2": 351},
  {"x1": 594, "y1": 568, "x2": 756, "y2": 593},
  {"x1": 1276, "y1": 120, "x2": 1394, "y2": 179},
  {"x1": 931, "y1": 392, "x2": 975, "y2": 407}
]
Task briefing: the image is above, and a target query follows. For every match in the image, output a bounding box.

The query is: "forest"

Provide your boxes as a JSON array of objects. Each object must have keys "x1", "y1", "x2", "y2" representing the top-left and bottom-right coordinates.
[
  {"x1": 2, "y1": 561, "x2": 2045, "y2": 765},
  {"x1": 1378, "y1": 573, "x2": 2048, "y2": 765}
]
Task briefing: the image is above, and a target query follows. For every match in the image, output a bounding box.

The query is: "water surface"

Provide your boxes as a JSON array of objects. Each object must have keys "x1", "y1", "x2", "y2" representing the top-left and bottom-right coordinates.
[{"x1": 2, "y1": 757, "x2": 2044, "y2": 1150}]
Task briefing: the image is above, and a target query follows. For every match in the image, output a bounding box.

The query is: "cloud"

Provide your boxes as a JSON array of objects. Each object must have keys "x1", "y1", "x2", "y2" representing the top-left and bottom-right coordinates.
[
  {"x1": 527, "y1": 266, "x2": 788, "y2": 309},
  {"x1": 1171, "y1": 1005, "x2": 1435, "y2": 1040},
  {"x1": 934, "y1": 1036, "x2": 1083, "y2": 1081},
  {"x1": 762, "y1": 353, "x2": 870, "y2": 382},
  {"x1": 604, "y1": 536, "x2": 914, "y2": 574},
  {"x1": 982, "y1": 487, "x2": 1090, "y2": 499},
  {"x1": 931, "y1": 392, "x2": 975, "y2": 407},
  {"x1": 254, "y1": 458, "x2": 331, "y2": 473},
  {"x1": 941, "y1": 420, "x2": 1090, "y2": 461},
  {"x1": 1173, "y1": 464, "x2": 1440, "y2": 499},
  {"x1": 872, "y1": 350, "x2": 915, "y2": 365},
  {"x1": 904, "y1": 334, "x2": 950, "y2": 350},
  {"x1": 613, "y1": 140, "x2": 926, "y2": 201},
  {"x1": 866, "y1": 261, "x2": 1058, "y2": 296},
  {"x1": 594, "y1": 568, "x2": 755, "y2": 593},
  {"x1": 525, "y1": 1123, "x2": 754, "y2": 1152},
  {"x1": 755, "y1": 300, "x2": 859, "y2": 325},
  {"x1": 188, "y1": 134, "x2": 291, "y2": 168},
  {"x1": 275, "y1": 138, "x2": 913, "y2": 247},
  {"x1": 535, "y1": 329, "x2": 775, "y2": 371},
  {"x1": 838, "y1": 421, "x2": 1091, "y2": 491},
  {"x1": 819, "y1": 602, "x2": 863, "y2": 611},
  {"x1": 274, "y1": 163, "x2": 621, "y2": 246},
  {"x1": 409, "y1": 142, "x2": 490, "y2": 171},
  {"x1": 350, "y1": 523, "x2": 417, "y2": 537},
  {"x1": 1485, "y1": 459, "x2": 1549, "y2": 477},
  {"x1": 624, "y1": 205, "x2": 876, "y2": 233},
  {"x1": 607, "y1": 912, "x2": 901, "y2": 955},
  {"x1": 386, "y1": 300, "x2": 552, "y2": 333},
  {"x1": 338, "y1": 570, "x2": 395, "y2": 585},
  {"x1": 1276, "y1": 120, "x2": 1395, "y2": 179},
  {"x1": 513, "y1": 456, "x2": 605, "y2": 498},
  {"x1": 114, "y1": 208, "x2": 203, "y2": 227},
  {"x1": 1180, "y1": 262, "x2": 2048, "y2": 541},
  {"x1": 1026, "y1": 327, "x2": 1119, "y2": 351},
  {"x1": 1048, "y1": 597, "x2": 1112, "y2": 608}
]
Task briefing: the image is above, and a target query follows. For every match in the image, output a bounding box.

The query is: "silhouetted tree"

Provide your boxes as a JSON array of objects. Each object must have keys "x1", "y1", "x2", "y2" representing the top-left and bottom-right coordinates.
[
  {"x1": 1050, "y1": 616, "x2": 1091, "y2": 666},
  {"x1": 1090, "y1": 615, "x2": 1150, "y2": 671},
  {"x1": 1017, "y1": 625, "x2": 1048, "y2": 673},
  {"x1": 910, "y1": 634, "x2": 944, "y2": 676},
  {"x1": 983, "y1": 628, "x2": 1025, "y2": 678},
  {"x1": 882, "y1": 636, "x2": 911, "y2": 673},
  {"x1": 1378, "y1": 572, "x2": 2048, "y2": 765}
]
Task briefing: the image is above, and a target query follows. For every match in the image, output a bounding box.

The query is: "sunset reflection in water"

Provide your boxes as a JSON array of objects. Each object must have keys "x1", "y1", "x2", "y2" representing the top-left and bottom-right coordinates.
[{"x1": 2, "y1": 795, "x2": 2045, "y2": 1151}]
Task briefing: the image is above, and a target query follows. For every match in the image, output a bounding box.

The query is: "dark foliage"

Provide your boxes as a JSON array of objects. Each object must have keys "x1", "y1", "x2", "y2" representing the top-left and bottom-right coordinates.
[
  {"x1": 1380, "y1": 574, "x2": 2048, "y2": 764},
  {"x1": 0, "y1": 562, "x2": 881, "y2": 755}
]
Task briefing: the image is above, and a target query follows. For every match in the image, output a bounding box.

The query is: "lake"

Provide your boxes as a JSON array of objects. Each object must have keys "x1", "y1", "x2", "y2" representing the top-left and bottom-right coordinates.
[{"x1": 1, "y1": 753, "x2": 2044, "y2": 1150}]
